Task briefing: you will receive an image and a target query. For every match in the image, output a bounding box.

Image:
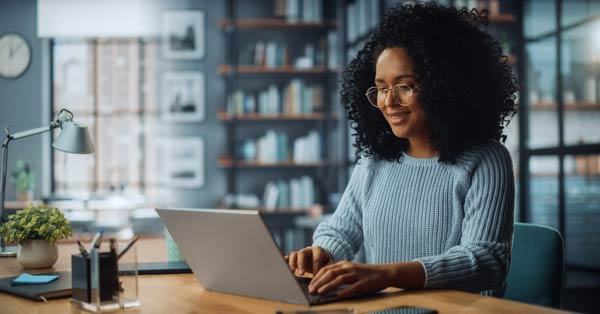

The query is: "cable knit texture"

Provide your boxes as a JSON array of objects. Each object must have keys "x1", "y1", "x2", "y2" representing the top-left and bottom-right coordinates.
[{"x1": 313, "y1": 140, "x2": 514, "y2": 296}]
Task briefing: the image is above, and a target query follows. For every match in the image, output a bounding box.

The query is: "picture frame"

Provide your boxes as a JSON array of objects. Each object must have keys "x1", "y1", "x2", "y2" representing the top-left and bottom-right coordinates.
[
  {"x1": 161, "y1": 71, "x2": 205, "y2": 122},
  {"x1": 159, "y1": 137, "x2": 205, "y2": 188},
  {"x1": 161, "y1": 10, "x2": 205, "y2": 60}
]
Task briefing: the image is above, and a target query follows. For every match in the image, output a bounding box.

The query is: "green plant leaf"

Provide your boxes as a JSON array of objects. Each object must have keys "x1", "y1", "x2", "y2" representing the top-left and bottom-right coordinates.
[{"x1": 0, "y1": 203, "x2": 72, "y2": 244}]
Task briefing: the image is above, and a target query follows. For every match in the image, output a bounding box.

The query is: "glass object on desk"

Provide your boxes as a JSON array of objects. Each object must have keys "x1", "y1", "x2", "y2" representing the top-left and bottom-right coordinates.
[
  {"x1": 165, "y1": 229, "x2": 184, "y2": 262},
  {"x1": 71, "y1": 247, "x2": 140, "y2": 312}
]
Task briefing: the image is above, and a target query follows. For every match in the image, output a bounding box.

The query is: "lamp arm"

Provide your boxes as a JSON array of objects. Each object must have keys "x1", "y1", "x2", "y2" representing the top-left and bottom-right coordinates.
[{"x1": 6, "y1": 123, "x2": 60, "y2": 142}]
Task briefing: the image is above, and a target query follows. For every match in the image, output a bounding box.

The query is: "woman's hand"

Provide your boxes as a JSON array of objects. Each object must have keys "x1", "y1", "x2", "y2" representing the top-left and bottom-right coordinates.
[
  {"x1": 308, "y1": 262, "x2": 395, "y2": 296},
  {"x1": 285, "y1": 246, "x2": 333, "y2": 276}
]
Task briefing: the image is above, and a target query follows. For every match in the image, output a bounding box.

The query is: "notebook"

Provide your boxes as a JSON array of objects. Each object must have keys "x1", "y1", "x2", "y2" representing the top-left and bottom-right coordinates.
[{"x1": 0, "y1": 271, "x2": 71, "y2": 301}]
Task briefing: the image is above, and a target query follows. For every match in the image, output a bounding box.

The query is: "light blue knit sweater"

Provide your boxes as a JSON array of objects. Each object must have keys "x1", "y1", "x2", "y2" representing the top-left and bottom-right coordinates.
[{"x1": 313, "y1": 141, "x2": 514, "y2": 296}]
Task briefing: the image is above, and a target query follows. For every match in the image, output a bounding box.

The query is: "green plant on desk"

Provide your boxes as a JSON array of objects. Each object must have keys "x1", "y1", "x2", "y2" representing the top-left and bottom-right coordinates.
[
  {"x1": 11, "y1": 160, "x2": 35, "y2": 201},
  {"x1": 0, "y1": 203, "x2": 72, "y2": 245},
  {"x1": 0, "y1": 203, "x2": 72, "y2": 268}
]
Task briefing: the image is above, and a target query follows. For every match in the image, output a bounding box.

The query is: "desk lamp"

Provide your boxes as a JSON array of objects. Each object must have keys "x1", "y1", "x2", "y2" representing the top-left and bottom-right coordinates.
[{"x1": 0, "y1": 108, "x2": 95, "y2": 257}]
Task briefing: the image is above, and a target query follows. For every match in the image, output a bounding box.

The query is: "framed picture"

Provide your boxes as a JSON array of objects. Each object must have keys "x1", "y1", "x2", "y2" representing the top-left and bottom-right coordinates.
[
  {"x1": 161, "y1": 10, "x2": 205, "y2": 60},
  {"x1": 161, "y1": 71, "x2": 204, "y2": 122},
  {"x1": 159, "y1": 137, "x2": 205, "y2": 188}
]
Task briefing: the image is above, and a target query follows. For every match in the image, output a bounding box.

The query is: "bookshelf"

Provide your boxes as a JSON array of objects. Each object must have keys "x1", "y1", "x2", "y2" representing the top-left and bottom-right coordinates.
[
  {"x1": 220, "y1": 0, "x2": 344, "y2": 219},
  {"x1": 489, "y1": 13, "x2": 516, "y2": 23},
  {"x1": 218, "y1": 18, "x2": 337, "y2": 29},
  {"x1": 217, "y1": 64, "x2": 336, "y2": 75},
  {"x1": 217, "y1": 111, "x2": 338, "y2": 121},
  {"x1": 530, "y1": 102, "x2": 600, "y2": 111},
  {"x1": 218, "y1": 158, "x2": 333, "y2": 168}
]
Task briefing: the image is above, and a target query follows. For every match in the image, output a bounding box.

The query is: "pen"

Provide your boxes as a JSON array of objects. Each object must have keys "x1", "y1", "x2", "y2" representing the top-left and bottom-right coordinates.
[
  {"x1": 91, "y1": 229, "x2": 104, "y2": 250},
  {"x1": 76, "y1": 240, "x2": 88, "y2": 257},
  {"x1": 117, "y1": 236, "x2": 140, "y2": 260}
]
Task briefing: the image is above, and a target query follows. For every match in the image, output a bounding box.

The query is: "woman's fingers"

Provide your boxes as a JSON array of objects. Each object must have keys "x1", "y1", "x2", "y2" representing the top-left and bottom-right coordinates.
[
  {"x1": 335, "y1": 280, "x2": 364, "y2": 297},
  {"x1": 297, "y1": 249, "x2": 310, "y2": 275},
  {"x1": 316, "y1": 273, "x2": 358, "y2": 295},
  {"x1": 288, "y1": 247, "x2": 333, "y2": 276},
  {"x1": 312, "y1": 247, "x2": 324, "y2": 275},
  {"x1": 288, "y1": 251, "x2": 298, "y2": 272},
  {"x1": 309, "y1": 263, "x2": 345, "y2": 293}
]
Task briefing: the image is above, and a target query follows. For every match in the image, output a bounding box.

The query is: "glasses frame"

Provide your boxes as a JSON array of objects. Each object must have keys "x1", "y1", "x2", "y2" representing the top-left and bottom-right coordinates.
[{"x1": 365, "y1": 83, "x2": 419, "y2": 108}]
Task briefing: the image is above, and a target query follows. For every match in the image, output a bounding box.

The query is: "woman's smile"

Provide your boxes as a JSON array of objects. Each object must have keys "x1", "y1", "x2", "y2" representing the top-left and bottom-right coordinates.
[{"x1": 386, "y1": 110, "x2": 411, "y2": 125}]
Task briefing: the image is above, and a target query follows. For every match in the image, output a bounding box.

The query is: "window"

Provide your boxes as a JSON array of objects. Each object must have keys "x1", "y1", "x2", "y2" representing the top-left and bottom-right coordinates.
[
  {"x1": 523, "y1": 1, "x2": 600, "y2": 310},
  {"x1": 52, "y1": 39, "x2": 160, "y2": 200}
]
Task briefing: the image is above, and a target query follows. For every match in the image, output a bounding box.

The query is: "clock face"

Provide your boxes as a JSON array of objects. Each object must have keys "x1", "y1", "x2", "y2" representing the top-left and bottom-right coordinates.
[{"x1": 0, "y1": 33, "x2": 31, "y2": 79}]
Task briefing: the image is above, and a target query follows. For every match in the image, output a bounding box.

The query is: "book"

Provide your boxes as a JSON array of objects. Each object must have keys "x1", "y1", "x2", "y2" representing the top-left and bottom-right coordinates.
[{"x1": 0, "y1": 271, "x2": 71, "y2": 301}]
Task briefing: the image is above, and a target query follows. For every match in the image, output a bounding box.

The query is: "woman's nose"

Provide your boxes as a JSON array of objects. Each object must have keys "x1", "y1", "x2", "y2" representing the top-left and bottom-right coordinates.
[{"x1": 383, "y1": 91, "x2": 397, "y2": 107}]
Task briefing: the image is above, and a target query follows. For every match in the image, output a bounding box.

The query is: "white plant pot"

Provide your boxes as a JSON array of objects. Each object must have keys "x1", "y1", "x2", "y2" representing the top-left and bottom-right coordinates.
[{"x1": 17, "y1": 239, "x2": 59, "y2": 269}]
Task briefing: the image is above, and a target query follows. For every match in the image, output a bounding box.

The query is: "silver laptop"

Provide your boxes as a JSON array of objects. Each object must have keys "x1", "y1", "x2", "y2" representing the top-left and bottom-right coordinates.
[{"x1": 156, "y1": 208, "x2": 353, "y2": 305}]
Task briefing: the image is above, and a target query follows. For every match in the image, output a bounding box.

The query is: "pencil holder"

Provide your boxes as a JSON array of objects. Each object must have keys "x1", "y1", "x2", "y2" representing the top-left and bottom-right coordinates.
[
  {"x1": 71, "y1": 247, "x2": 140, "y2": 312},
  {"x1": 71, "y1": 251, "x2": 118, "y2": 303}
]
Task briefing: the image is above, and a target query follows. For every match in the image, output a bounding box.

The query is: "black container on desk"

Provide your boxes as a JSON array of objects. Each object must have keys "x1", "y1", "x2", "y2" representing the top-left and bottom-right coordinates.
[{"x1": 71, "y1": 252, "x2": 119, "y2": 302}]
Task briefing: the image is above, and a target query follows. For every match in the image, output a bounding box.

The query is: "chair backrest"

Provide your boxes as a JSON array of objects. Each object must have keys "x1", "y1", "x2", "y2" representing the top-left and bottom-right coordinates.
[{"x1": 504, "y1": 222, "x2": 564, "y2": 308}]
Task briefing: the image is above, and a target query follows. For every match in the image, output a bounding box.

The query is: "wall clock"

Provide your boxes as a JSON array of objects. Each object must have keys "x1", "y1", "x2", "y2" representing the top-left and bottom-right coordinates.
[{"x1": 0, "y1": 33, "x2": 32, "y2": 79}]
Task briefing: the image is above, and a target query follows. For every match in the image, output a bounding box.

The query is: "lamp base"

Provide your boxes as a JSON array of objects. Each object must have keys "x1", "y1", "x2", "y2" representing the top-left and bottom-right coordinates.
[{"x1": 0, "y1": 245, "x2": 17, "y2": 257}]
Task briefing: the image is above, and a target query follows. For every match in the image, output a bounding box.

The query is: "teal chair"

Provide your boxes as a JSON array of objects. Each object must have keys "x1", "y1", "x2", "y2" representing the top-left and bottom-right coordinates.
[{"x1": 505, "y1": 222, "x2": 564, "y2": 308}]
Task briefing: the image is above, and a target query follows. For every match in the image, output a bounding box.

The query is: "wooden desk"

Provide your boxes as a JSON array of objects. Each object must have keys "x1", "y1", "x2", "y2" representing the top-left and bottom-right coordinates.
[{"x1": 0, "y1": 239, "x2": 569, "y2": 314}]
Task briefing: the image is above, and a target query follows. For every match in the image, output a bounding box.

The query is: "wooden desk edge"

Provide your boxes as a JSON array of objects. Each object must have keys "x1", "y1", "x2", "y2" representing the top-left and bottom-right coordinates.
[{"x1": 0, "y1": 240, "x2": 571, "y2": 314}]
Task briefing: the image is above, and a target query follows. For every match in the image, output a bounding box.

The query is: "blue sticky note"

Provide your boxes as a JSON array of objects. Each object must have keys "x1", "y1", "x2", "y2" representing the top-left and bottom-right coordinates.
[{"x1": 11, "y1": 273, "x2": 59, "y2": 286}]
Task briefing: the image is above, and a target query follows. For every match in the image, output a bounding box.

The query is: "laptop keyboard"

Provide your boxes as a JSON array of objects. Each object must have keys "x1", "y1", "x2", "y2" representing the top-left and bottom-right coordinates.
[{"x1": 295, "y1": 277, "x2": 346, "y2": 305}]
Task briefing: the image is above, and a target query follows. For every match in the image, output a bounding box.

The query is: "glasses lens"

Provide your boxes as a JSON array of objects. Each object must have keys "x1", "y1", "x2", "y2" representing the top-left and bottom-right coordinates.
[
  {"x1": 366, "y1": 88, "x2": 379, "y2": 107},
  {"x1": 393, "y1": 85, "x2": 413, "y2": 106}
]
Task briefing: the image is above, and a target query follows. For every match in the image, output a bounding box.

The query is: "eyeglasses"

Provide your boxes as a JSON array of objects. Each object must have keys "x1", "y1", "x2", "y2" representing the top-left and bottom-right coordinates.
[{"x1": 365, "y1": 84, "x2": 419, "y2": 108}]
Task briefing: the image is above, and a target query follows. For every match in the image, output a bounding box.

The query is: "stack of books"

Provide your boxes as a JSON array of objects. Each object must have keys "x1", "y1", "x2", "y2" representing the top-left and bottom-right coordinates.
[
  {"x1": 240, "y1": 41, "x2": 289, "y2": 68},
  {"x1": 263, "y1": 176, "x2": 316, "y2": 211},
  {"x1": 292, "y1": 130, "x2": 321, "y2": 163},
  {"x1": 274, "y1": 0, "x2": 323, "y2": 23},
  {"x1": 239, "y1": 129, "x2": 322, "y2": 164},
  {"x1": 345, "y1": 0, "x2": 380, "y2": 44},
  {"x1": 227, "y1": 80, "x2": 324, "y2": 116}
]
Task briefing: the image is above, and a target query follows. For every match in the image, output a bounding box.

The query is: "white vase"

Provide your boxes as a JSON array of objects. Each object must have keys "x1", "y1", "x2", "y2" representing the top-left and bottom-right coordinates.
[{"x1": 17, "y1": 239, "x2": 59, "y2": 269}]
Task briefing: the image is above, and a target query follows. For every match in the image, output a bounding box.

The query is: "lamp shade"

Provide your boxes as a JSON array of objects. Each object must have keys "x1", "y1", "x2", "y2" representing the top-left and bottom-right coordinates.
[{"x1": 52, "y1": 121, "x2": 95, "y2": 154}]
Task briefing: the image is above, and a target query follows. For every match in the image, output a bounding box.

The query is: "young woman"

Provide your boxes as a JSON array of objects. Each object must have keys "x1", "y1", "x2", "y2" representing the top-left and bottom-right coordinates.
[{"x1": 286, "y1": 3, "x2": 518, "y2": 297}]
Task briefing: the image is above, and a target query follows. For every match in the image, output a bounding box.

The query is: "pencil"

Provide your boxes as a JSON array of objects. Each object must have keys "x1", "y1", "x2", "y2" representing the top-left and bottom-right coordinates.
[
  {"x1": 76, "y1": 240, "x2": 89, "y2": 257},
  {"x1": 117, "y1": 236, "x2": 140, "y2": 260}
]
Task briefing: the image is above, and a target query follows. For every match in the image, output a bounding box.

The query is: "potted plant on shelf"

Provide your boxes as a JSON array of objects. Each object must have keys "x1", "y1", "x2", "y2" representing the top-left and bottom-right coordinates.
[
  {"x1": 11, "y1": 160, "x2": 35, "y2": 202},
  {"x1": 0, "y1": 203, "x2": 72, "y2": 268}
]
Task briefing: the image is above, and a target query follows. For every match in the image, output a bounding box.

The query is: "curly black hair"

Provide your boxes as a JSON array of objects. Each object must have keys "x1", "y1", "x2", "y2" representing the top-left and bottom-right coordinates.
[{"x1": 342, "y1": 2, "x2": 518, "y2": 163}]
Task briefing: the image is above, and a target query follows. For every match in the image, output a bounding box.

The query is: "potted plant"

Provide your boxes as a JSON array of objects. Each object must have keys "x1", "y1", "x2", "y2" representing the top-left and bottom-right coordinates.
[
  {"x1": 11, "y1": 160, "x2": 35, "y2": 202},
  {"x1": 0, "y1": 203, "x2": 72, "y2": 268}
]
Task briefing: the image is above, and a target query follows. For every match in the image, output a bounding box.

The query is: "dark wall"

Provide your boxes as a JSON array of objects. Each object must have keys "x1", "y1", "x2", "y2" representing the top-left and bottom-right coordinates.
[{"x1": 0, "y1": 0, "x2": 44, "y2": 201}]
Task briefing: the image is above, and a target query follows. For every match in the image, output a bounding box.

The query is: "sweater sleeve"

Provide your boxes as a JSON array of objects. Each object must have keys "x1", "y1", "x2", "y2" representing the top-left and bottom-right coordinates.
[
  {"x1": 415, "y1": 143, "x2": 515, "y2": 293},
  {"x1": 312, "y1": 159, "x2": 367, "y2": 262}
]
